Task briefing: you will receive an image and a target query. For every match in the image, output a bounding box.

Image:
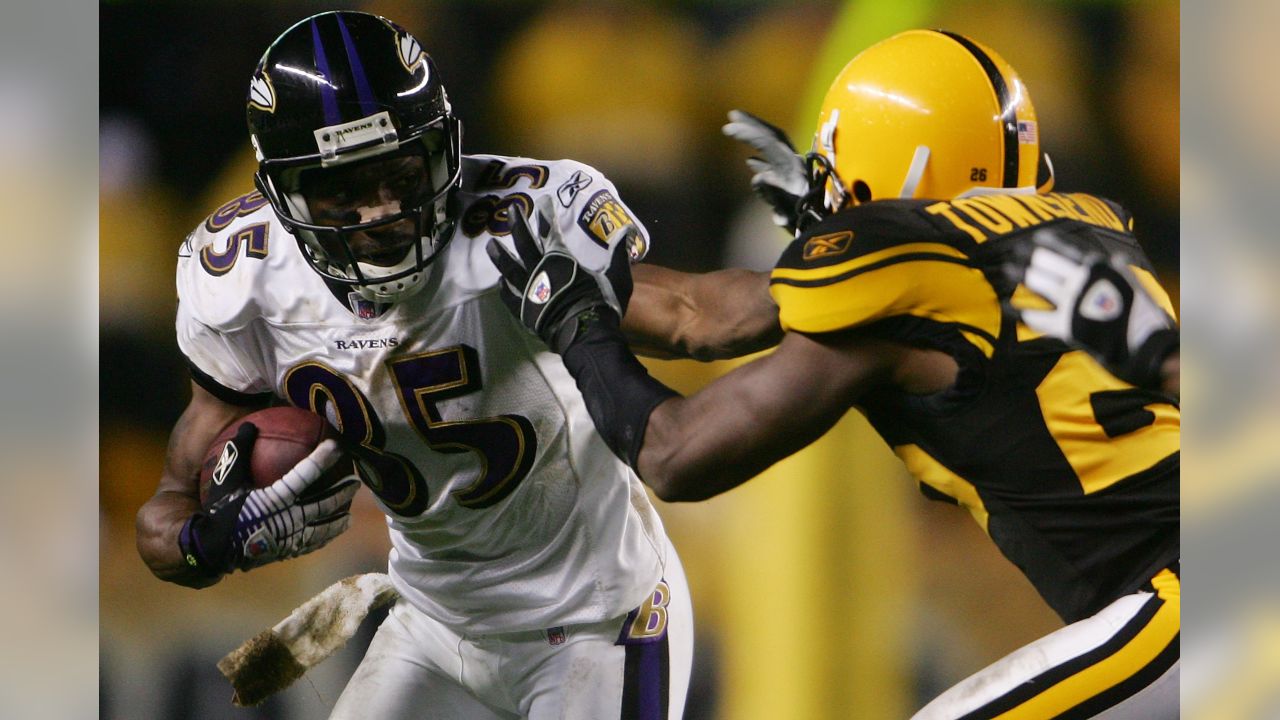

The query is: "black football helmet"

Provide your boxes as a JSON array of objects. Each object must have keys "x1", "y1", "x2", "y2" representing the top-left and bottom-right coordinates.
[{"x1": 246, "y1": 11, "x2": 462, "y2": 303}]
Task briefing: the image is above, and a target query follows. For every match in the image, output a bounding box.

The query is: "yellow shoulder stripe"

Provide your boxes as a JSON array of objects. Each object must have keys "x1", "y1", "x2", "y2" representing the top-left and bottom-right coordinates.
[
  {"x1": 895, "y1": 444, "x2": 990, "y2": 532},
  {"x1": 1129, "y1": 266, "x2": 1177, "y2": 320},
  {"x1": 772, "y1": 242, "x2": 967, "y2": 284},
  {"x1": 771, "y1": 257, "x2": 1001, "y2": 355}
]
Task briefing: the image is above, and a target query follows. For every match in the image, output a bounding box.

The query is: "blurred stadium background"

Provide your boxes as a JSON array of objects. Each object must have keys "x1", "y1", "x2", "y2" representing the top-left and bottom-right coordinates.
[{"x1": 88, "y1": 0, "x2": 1235, "y2": 717}]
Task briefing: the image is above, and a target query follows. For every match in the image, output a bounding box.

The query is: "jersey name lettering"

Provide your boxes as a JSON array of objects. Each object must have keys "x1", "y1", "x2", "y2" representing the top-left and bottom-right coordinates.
[
  {"x1": 334, "y1": 337, "x2": 399, "y2": 350},
  {"x1": 926, "y1": 192, "x2": 1125, "y2": 242}
]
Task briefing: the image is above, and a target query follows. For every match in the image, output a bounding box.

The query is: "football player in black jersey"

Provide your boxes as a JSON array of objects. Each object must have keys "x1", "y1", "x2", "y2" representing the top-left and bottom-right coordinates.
[{"x1": 493, "y1": 29, "x2": 1179, "y2": 719}]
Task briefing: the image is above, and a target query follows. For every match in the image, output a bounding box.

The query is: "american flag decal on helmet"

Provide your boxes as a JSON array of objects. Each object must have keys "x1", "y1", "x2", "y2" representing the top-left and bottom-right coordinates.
[
  {"x1": 249, "y1": 72, "x2": 276, "y2": 113},
  {"x1": 1017, "y1": 120, "x2": 1038, "y2": 144}
]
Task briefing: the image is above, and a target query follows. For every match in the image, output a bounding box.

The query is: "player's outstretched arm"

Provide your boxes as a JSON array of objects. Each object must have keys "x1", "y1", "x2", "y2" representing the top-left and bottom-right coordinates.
[
  {"x1": 136, "y1": 382, "x2": 260, "y2": 588},
  {"x1": 636, "y1": 329, "x2": 899, "y2": 500},
  {"x1": 624, "y1": 264, "x2": 782, "y2": 361},
  {"x1": 489, "y1": 201, "x2": 905, "y2": 500}
]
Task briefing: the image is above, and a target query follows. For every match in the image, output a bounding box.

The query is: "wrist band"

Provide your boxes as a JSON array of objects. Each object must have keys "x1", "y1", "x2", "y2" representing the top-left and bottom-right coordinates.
[{"x1": 178, "y1": 515, "x2": 223, "y2": 579}]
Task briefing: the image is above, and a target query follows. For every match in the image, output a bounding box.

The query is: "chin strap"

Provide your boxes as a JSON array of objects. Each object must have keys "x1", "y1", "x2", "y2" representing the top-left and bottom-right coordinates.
[
  {"x1": 1037, "y1": 153, "x2": 1056, "y2": 193},
  {"x1": 795, "y1": 152, "x2": 848, "y2": 234}
]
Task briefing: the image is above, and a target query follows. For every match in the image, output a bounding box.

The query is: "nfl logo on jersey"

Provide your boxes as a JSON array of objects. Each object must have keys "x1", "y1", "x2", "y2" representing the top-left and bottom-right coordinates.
[
  {"x1": 546, "y1": 626, "x2": 566, "y2": 646},
  {"x1": 348, "y1": 293, "x2": 387, "y2": 320}
]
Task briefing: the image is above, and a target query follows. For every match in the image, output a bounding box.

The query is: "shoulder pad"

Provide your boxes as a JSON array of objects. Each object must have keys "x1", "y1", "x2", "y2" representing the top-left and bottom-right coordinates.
[
  {"x1": 458, "y1": 154, "x2": 649, "y2": 273},
  {"x1": 770, "y1": 201, "x2": 998, "y2": 342},
  {"x1": 776, "y1": 200, "x2": 971, "y2": 274},
  {"x1": 176, "y1": 190, "x2": 294, "y2": 331}
]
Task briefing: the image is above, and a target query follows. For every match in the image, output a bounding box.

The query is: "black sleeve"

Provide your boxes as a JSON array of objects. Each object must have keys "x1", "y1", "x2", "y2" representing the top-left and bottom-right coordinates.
[
  {"x1": 558, "y1": 311, "x2": 679, "y2": 467},
  {"x1": 184, "y1": 356, "x2": 275, "y2": 407}
]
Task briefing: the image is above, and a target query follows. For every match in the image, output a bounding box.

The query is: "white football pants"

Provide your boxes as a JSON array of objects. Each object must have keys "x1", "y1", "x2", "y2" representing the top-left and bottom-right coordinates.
[{"x1": 330, "y1": 549, "x2": 692, "y2": 720}]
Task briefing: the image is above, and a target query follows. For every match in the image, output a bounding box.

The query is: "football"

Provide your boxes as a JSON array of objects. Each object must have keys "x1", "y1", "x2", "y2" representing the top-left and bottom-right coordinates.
[{"x1": 198, "y1": 406, "x2": 355, "y2": 506}]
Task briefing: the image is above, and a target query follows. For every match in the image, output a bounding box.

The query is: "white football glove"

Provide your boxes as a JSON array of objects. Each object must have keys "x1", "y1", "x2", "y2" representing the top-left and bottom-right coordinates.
[
  {"x1": 722, "y1": 109, "x2": 811, "y2": 235},
  {"x1": 232, "y1": 439, "x2": 360, "y2": 570},
  {"x1": 180, "y1": 424, "x2": 361, "y2": 576},
  {"x1": 1012, "y1": 230, "x2": 1178, "y2": 389}
]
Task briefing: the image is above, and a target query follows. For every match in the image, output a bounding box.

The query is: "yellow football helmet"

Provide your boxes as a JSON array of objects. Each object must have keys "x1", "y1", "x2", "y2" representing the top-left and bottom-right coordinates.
[{"x1": 809, "y1": 29, "x2": 1053, "y2": 210}]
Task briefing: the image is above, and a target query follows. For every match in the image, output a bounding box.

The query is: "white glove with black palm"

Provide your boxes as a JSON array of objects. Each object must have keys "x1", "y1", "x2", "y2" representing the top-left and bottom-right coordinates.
[
  {"x1": 722, "y1": 109, "x2": 813, "y2": 236},
  {"x1": 179, "y1": 422, "x2": 360, "y2": 577},
  {"x1": 1011, "y1": 230, "x2": 1179, "y2": 389}
]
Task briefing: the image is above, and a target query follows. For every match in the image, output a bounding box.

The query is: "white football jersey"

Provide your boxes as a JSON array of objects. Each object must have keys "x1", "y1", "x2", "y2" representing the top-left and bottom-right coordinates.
[{"x1": 176, "y1": 154, "x2": 669, "y2": 633}]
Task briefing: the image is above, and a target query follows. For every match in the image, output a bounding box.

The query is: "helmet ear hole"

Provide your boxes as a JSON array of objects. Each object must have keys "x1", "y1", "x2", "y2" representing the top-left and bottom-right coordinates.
[{"x1": 851, "y1": 180, "x2": 872, "y2": 204}]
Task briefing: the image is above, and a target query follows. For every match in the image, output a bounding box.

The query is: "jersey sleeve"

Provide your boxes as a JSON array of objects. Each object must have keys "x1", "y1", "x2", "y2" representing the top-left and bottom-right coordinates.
[
  {"x1": 549, "y1": 161, "x2": 650, "y2": 274},
  {"x1": 768, "y1": 208, "x2": 1002, "y2": 355},
  {"x1": 174, "y1": 221, "x2": 276, "y2": 405}
]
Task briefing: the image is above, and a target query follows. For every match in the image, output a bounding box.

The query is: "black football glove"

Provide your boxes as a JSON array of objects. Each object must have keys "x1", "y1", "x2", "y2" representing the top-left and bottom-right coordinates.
[
  {"x1": 722, "y1": 109, "x2": 817, "y2": 236},
  {"x1": 178, "y1": 422, "x2": 360, "y2": 578},
  {"x1": 1009, "y1": 230, "x2": 1179, "y2": 389},
  {"x1": 486, "y1": 194, "x2": 637, "y2": 354}
]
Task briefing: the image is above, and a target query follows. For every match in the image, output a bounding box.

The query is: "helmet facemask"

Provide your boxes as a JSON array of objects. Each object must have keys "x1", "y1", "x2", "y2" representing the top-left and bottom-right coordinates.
[{"x1": 254, "y1": 112, "x2": 462, "y2": 304}]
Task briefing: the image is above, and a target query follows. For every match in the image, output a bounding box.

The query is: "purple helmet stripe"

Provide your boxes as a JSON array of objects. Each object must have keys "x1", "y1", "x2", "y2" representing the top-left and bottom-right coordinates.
[
  {"x1": 335, "y1": 14, "x2": 378, "y2": 116},
  {"x1": 310, "y1": 19, "x2": 340, "y2": 125}
]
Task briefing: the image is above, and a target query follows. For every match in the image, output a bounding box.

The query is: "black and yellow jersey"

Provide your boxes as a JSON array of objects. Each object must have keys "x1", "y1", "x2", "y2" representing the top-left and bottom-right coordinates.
[{"x1": 771, "y1": 192, "x2": 1179, "y2": 623}]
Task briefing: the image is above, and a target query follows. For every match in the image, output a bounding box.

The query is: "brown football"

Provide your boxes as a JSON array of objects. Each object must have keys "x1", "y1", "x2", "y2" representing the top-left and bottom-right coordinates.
[{"x1": 198, "y1": 406, "x2": 354, "y2": 506}]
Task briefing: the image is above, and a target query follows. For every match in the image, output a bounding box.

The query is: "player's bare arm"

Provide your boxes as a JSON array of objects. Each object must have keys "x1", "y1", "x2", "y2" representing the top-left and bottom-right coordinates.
[
  {"x1": 624, "y1": 264, "x2": 782, "y2": 361},
  {"x1": 489, "y1": 203, "x2": 957, "y2": 499},
  {"x1": 136, "y1": 382, "x2": 261, "y2": 588},
  {"x1": 639, "y1": 331, "x2": 953, "y2": 501}
]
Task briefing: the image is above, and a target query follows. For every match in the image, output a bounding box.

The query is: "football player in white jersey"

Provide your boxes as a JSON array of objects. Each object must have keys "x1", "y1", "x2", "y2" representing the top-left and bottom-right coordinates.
[{"x1": 134, "y1": 11, "x2": 779, "y2": 720}]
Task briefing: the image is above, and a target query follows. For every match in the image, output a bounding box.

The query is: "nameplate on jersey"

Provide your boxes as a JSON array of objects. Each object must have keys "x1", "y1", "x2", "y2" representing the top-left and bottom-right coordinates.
[
  {"x1": 924, "y1": 192, "x2": 1126, "y2": 243},
  {"x1": 577, "y1": 190, "x2": 636, "y2": 249}
]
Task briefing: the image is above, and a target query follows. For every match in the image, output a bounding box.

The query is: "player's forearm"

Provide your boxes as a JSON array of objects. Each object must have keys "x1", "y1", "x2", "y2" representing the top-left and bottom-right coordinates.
[
  {"x1": 688, "y1": 268, "x2": 783, "y2": 359},
  {"x1": 638, "y1": 330, "x2": 896, "y2": 501},
  {"x1": 136, "y1": 490, "x2": 222, "y2": 589},
  {"x1": 636, "y1": 396, "x2": 764, "y2": 502},
  {"x1": 625, "y1": 266, "x2": 781, "y2": 361}
]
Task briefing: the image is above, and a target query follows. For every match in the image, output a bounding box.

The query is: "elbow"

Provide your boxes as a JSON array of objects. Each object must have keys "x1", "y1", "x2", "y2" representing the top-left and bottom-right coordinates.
[
  {"x1": 635, "y1": 440, "x2": 693, "y2": 502},
  {"x1": 640, "y1": 458, "x2": 720, "y2": 503},
  {"x1": 645, "y1": 472, "x2": 696, "y2": 503}
]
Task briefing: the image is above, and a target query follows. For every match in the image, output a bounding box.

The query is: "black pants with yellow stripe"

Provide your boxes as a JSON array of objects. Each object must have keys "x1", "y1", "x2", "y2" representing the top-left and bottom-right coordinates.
[{"x1": 912, "y1": 566, "x2": 1180, "y2": 719}]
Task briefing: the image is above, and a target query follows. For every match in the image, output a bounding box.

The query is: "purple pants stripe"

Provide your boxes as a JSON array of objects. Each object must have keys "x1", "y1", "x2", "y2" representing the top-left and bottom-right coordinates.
[{"x1": 621, "y1": 635, "x2": 669, "y2": 720}]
